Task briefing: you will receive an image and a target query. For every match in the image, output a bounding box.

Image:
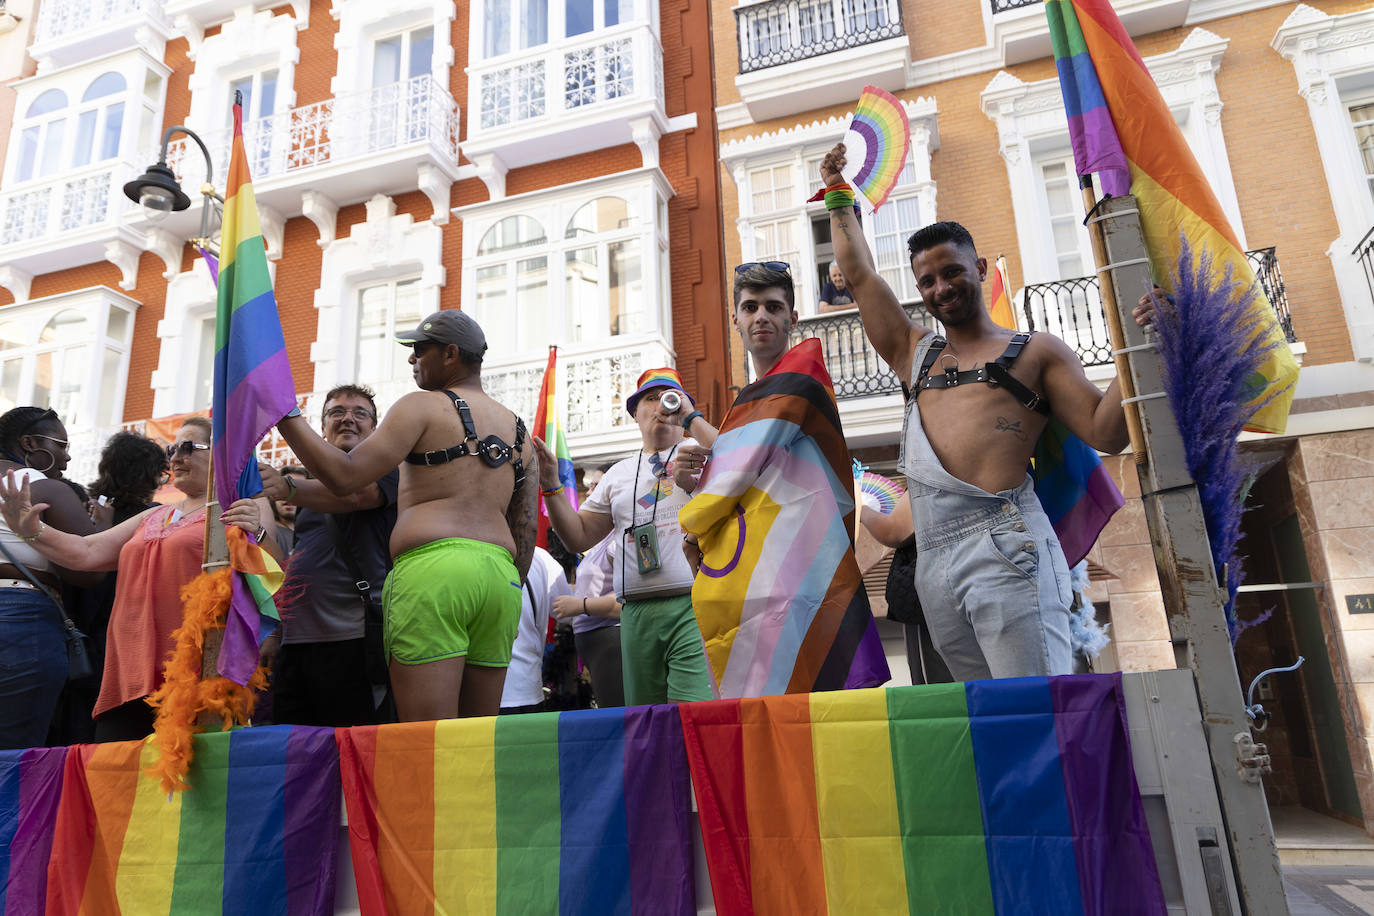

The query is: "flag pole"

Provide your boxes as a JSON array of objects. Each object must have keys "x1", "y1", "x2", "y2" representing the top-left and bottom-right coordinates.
[{"x1": 1079, "y1": 177, "x2": 1146, "y2": 464}]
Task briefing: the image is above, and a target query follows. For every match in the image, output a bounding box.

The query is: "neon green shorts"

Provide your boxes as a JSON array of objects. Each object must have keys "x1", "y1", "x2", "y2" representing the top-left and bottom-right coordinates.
[{"x1": 382, "y1": 538, "x2": 522, "y2": 667}]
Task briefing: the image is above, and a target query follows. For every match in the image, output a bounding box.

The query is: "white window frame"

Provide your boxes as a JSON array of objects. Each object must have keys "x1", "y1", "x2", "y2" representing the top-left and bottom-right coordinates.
[
  {"x1": 353, "y1": 275, "x2": 427, "y2": 386},
  {"x1": 472, "y1": 0, "x2": 654, "y2": 65},
  {"x1": 70, "y1": 73, "x2": 129, "y2": 170},
  {"x1": 1349, "y1": 95, "x2": 1374, "y2": 210},
  {"x1": 184, "y1": 7, "x2": 299, "y2": 139},
  {"x1": 331, "y1": 0, "x2": 454, "y2": 101}
]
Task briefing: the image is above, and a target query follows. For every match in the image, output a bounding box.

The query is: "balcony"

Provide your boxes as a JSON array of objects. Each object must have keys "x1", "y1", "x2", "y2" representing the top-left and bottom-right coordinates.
[
  {"x1": 989, "y1": 0, "x2": 1192, "y2": 66},
  {"x1": 734, "y1": 0, "x2": 908, "y2": 121},
  {"x1": 155, "y1": 76, "x2": 461, "y2": 230},
  {"x1": 464, "y1": 25, "x2": 666, "y2": 173},
  {"x1": 0, "y1": 160, "x2": 145, "y2": 279},
  {"x1": 1020, "y1": 247, "x2": 1299, "y2": 369},
  {"x1": 28, "y1": 0, "x2": 172, "y2": 72},
  {"x1": 1355, "y1": 226, "x2": 1374, "y2": 317}
]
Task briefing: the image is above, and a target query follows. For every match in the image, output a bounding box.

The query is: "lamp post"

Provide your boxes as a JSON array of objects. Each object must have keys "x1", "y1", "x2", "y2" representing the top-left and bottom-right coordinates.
[{"x1": 123, "y1": 124, "x2": 222, "y2": 251}]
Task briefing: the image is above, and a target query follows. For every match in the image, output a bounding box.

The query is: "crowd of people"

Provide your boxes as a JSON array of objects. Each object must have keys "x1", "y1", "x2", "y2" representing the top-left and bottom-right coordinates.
[{"x1": 0, "y1": 142, "x2": 1156, "y2": 749}]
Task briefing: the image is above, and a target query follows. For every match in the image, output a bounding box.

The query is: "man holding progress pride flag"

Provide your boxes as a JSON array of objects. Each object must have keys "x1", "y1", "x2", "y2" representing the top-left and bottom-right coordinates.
[{"x1": 821, "y1": 146, "x2": 1153, "y2": 681}]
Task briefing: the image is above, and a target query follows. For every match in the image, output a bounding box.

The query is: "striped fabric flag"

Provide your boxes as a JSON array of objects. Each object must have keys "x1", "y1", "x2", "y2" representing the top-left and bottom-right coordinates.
[
  {"x1": 0, "y1": 747, "x2": 67, "y2": 916},
  {"x1": 1032, "y1": 418, "x2": 1124, "y2": 567},
  {"x1": 534, "y1": 346, "x2": 578, "y2": 549},
  {"x1": 988, "y1": 255, "x2": 1016, "y2": 328},
  {"x1": 679, "y1": 339, "x2": 889, "y2": 697},
  {"x1": 213, "y1": 96, "x2": 298, "y2": 684},
  {"x1": 45, "y1": 728, "x2": 340, "y2": 915},
  {"x1": 1046, "y1": 0, "x2": 1297, "y2": 433},
  {"x1": 680, "y1": 675, "x2": 1166, "y2": 916},
  {"x1": 336, "y1": 707, "x2": 694, "y2": 916}
]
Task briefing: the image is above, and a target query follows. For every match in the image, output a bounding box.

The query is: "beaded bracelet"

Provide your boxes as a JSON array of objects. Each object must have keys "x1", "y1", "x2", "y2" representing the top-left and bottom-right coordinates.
[{"x1": 541, "y1": 485, "x2": 564, "y2": 497}]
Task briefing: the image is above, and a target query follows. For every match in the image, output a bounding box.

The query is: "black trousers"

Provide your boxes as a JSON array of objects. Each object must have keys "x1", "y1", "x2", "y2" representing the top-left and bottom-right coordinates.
[{"x1": 272, "y1": 638, "x2": 379, "y2": 728}]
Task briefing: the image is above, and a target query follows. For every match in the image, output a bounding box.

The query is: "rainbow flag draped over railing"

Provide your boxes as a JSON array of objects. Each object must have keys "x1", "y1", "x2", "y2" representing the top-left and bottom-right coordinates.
[
  {"x1": 336, "y1": 707, "x2": 695, "y2": 916},
  {"x1": 1033, "y1": 417, "x2": 1124, "y2": 567},
  {"x1": 1046, "y1": 0, "x2": 1297, "y2": 434},
  {"x1": 0, "y1": 747, "x2": 66, "y2": 916},
  {"x1": 212, "y1": 98, "x2": 298, "y2": 684},
  {"x1": 534, "y1": 346, "x2": 578, "y2": 549},
  {"x1": 680, "y1": 675, "x2": 1165, "y2": 916},
  {"x1": 680, "y1": 339, "x2": 889, "y2": 697},
  {"x1": 44, "y1": 728, "x2": 340, "y2": 915}
]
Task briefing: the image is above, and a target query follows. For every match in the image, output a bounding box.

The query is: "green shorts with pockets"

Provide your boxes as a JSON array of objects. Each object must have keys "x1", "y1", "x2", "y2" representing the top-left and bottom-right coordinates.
[{"x1": 382, "y1": 538, "x2": 522, "y2": 667}]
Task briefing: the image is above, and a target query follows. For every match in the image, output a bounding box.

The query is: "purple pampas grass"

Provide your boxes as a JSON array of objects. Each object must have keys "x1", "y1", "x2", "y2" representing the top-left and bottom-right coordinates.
[{"x1": 1151, "y1": 236, "x2": 1281, "y2": 642}]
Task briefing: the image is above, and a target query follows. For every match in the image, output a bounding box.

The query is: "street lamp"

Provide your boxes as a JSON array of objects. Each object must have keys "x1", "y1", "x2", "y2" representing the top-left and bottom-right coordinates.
[{"x1": 124, "y1": 125, "x2": 221, "y2": 245}]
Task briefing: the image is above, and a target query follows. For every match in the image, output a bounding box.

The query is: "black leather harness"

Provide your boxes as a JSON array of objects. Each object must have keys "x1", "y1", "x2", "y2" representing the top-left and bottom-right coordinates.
[
  {"x1": 404, "y1": 389, "x2": 527, "y2": 489},
  {"x1": 908, "y1": 331, "x2": 1050, "y2": 415}
]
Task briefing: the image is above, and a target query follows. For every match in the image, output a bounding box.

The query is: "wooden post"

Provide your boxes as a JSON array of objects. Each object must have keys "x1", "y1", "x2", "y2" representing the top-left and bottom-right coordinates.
[
  {"x1": 1087, "y1": 194, "x2": 1289, "y2": 914},
  {"x1": 198, "y1": 450, "x2": 230, "y2": 728}
]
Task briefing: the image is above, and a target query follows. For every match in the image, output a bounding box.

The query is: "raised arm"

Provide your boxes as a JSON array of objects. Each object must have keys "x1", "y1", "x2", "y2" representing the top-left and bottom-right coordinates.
[
  {"x1": 1039, "y1": 335, "x2": 1130, "y2": 454},
  {"x1": 277, "y1": 392, "x2": 429, "y2": 496},
  {"x1": 859, "y1": 498, "x2": 915, "y2": 548},
  {"x1": 820, "y1": 143, "x2": 928, "y2": 381},
  {"x1": 531, "y1": 437, "x2": 615, "y2": 552},
  {"x1": 0, "y1": 471, "x2": 152, "y2": 571},
  {"x1": 258, "y1": 462, "x2": 387, "y2": 513}
]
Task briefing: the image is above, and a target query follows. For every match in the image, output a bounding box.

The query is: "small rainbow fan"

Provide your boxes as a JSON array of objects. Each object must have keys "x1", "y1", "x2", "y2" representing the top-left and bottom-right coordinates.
[
  {"x1": 842, "y1": 86, "x2": 911, "y2": 213},
  {"x1": 859, "y1": 472, "x2": 906, "y2": 515}
]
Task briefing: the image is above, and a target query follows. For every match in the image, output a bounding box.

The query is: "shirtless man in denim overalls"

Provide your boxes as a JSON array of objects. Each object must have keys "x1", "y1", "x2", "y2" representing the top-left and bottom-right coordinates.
[{"x1": 821, "y1": 143, "x2": 1151, "y2": 680}]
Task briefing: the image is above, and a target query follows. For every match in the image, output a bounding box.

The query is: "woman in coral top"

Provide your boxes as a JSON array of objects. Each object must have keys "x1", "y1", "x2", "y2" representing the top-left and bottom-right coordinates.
[{"x1": 0, "y1": 416, "x2": 277, "y2": 742}]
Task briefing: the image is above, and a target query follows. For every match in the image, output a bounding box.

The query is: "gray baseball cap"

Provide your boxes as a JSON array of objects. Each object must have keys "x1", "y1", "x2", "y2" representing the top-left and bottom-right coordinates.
[{"x1": 395, "y1": 310, "x2": 488, "y2": 355}]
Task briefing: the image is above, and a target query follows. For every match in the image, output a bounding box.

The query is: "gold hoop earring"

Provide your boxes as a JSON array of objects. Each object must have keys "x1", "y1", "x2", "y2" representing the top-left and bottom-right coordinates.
[{"x1": 26, "y1": 448, "x2": 56, "y2": 474}]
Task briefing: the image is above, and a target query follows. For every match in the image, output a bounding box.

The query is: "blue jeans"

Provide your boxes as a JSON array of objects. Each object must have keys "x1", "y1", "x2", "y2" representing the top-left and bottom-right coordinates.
[{"x1": 0, "y1": 589, "x2": 66, "y2": 750}]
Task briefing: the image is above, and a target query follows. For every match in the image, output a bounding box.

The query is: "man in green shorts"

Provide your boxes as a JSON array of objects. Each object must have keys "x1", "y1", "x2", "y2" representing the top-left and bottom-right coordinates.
[
  {"x1": 277, "y1": 310, "x2": 538, "y2": 720},
  {"x1": 533, "y1": 368, "x2": 714, "y2": 705}
]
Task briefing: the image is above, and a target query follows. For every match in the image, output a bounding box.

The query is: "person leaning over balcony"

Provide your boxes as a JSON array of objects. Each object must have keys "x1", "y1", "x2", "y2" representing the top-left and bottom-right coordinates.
[
  {"x1": 819, "y1": 142, "x2": 1153, "y2": 681},
  {"x1": 0, "y1": 407, "x2": 113, "y2": 749},
  {"x1": 274, "y1": 311, "x2": 538, "y2": 721},
  {"x1": 0, "y1": 416, "x2": 277, "y2": 743},
  {"x1": 818, "y1": 261, "x2": 856, "y2": 313},
  {"x1": 532, "y1": 368, "x2": 714, "y2": 706}
]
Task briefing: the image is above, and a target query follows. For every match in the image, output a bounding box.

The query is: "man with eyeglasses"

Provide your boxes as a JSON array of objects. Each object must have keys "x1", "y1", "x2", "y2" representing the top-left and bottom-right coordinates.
[
  {"x1": 259, "y1": 384, "x2": 399, "y2": 727},
  {"x1": 671, "y1": 262, "x2": 889, "y2": 698}
]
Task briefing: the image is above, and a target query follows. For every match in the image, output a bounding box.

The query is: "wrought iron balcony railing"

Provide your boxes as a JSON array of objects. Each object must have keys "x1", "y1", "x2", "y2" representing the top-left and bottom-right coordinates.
[
  {"x1": 1021, "y1": 247, "x2": 1299, "y2": 368},
  {"x1": 33, "y1": 0, "x2": 156, "y2": 43},
  {"x1": 161, "y1": 75, "x2": 459, "y2": 185},
  {"x1": 1354, "y1": 226, "x2": 1374, "y2": 317},
  {"x1": 791, "y1": 302, "x2": 935, "y2": 400},
  {"x1": 736, "y1": 0, "x2": 904, "y2": 74},
  {"x1": 989, "y1": 0, "x2": 1043, "y2": 13}
]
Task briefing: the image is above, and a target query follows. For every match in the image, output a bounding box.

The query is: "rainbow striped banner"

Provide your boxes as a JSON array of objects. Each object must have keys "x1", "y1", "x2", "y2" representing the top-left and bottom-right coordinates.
[
  {"x1": 534, "y1": 346, "x2": 578, "y2": 549},
  {"x1": 45, "y1": 728, "x2": 340, "y2": 915},
  {"x1": 212, "y1": 96, "x2": 298, "y2": 683},
  {"x1": 1046, "y1": 0, "x2": 1297, "y2": 434},
  {"x1": 1032, "y1": 417, "x2": 1124, "y2": 568},
  {"x1": 337, "y1": 707, "x2": 694, "y2": 916},
  {"x1": 680, "y1": 675, "x2": 1165, "y2": 916},
  {"x1": 0, "y1": 747, "x2": 67, "y2": 915}
]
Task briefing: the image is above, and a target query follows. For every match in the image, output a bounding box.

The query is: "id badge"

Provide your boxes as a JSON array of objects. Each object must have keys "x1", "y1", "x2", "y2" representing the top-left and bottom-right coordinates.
[{"x1": 631, "y1": 522, "x2": 661, "y2": 574}]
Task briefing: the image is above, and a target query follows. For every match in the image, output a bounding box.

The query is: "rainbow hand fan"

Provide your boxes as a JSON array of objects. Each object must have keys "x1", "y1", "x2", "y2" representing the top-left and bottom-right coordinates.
[
  {"x1": 859, "y1": 472, "x2": 905, "y2": 515},
  {"x1": 841, "y1": 86, "x2": 911, "y2": 214}
]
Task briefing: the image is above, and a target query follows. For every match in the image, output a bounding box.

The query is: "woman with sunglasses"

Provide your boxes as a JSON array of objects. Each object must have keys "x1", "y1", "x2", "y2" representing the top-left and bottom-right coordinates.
[
  {"x1": 0, "y1": 416, "x2": 277, "y2": 742},
  {"x1": 0, "y1": 406, "x2": 113, "y2": 749}
]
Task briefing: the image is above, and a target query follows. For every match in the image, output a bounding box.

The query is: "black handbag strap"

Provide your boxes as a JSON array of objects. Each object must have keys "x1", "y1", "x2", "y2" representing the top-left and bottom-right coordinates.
[
  {"x1": 326, "y1": 513, "x2": 376, "y2": 605},
  {"x1": 0, "y1": 530, "x2": 75, "y2": 622}
]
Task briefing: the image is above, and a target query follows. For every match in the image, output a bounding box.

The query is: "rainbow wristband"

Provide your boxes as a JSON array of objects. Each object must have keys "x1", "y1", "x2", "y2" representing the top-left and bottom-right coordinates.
[{"x1": 824, "y1": 188, "x2": 856, "y2": 211}]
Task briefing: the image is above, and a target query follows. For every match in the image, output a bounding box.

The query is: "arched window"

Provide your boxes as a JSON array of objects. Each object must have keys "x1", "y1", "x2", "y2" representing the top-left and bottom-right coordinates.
[
  {"x1": 72, "y1": 72, "x2": 127, "y2": 168},
  {"x1": 34, "y1": 310, "x2": 90, "y2": 422},
  {"x1": 476, "y1": 216, "x2": 549, "y2": 355},
  {"x1": 16, "y1": 89, "x2": 69, "y2": 183},
  {"x1": 564, "y1": 196, "x2": 641, "y2": 338}
]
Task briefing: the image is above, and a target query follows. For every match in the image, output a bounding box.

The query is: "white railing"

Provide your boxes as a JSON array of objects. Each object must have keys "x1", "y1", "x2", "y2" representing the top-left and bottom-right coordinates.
[
  {"x1": 735, "y1": 0, "x2": 904, "y2": 73},
  {"x1": 473, "y1": 26, "x2": 662, "y2": 132},
  {"x1": 0, "y1": 161, "x2": 129, "y2": 247},
  {"x1": 33, "y1": 0, "x2": 157, "y2": 43},
  {"x1": 162, "y1": 76, "x2": 460, "y2": 185}
]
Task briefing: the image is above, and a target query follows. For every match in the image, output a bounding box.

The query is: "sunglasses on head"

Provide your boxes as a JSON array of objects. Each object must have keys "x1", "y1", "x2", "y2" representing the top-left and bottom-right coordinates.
[
  {"x1": 166, "y1": 441, "x2": 210, "y2": 459},
  {"x1": 735, "y1": 261, "x2": 792, "y2": 274}
]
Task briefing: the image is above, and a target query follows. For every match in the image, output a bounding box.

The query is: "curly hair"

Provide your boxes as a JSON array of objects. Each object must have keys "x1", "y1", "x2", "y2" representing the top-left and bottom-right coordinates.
[
  {"x1": 0, "y1": 406, "x2": 60, "y2": 462},
  {"x1": 89, "y1": 431, "x2": 169, "y2": 518}
]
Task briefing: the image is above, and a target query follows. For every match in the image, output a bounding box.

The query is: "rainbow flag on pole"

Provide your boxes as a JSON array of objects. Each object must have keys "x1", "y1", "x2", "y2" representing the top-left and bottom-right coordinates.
[
  {"x1": 534, "y1": 346, "x2": 578, "y2": 549},
  {"x1": 0, "y1": 747, "x2": 67, "y2": 916},
  {"x1": 44, "y1": 729, "x2": 340, "y2": 915},
  {"x1": 212, "y1": 95, "x2": 298, "y2": 684},
  {"x1": 680, "y1": 675, "x2": 1165, "y2": 916},
  {"x1": 337, "y1": 707, "x2": 695, "y2": 916},
  {"x1": 1045, "y1": 0, "x2": 1297, "y2": 433}
]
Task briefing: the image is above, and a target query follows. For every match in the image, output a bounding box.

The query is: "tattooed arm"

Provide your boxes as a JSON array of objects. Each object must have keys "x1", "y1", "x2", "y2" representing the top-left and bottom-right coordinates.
[
  {"x1": 820, "y1": 143, "x2": 929, "y2": 382},
  {"x1": 506, "y1": 435, "x2": 539, "y2": 581}
]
